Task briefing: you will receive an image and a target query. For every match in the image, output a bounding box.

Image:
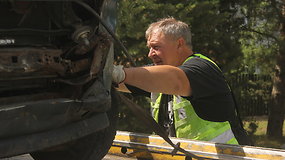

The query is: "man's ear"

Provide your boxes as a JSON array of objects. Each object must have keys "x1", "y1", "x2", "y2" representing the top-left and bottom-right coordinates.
[{"x1": 177, "y1": 37, "x2": 185, "y2": 48}]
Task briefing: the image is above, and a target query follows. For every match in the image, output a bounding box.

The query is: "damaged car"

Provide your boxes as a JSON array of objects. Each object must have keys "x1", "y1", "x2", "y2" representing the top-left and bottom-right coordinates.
[{"x1": 0, "y1": 0, "x2": 118, "y2": 159}]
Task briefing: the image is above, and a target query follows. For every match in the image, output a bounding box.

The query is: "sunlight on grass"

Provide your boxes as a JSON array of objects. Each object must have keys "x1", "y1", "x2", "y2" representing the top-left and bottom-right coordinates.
[{"x1": 243, "y1": 116, "x2": 285, "y2": 149}]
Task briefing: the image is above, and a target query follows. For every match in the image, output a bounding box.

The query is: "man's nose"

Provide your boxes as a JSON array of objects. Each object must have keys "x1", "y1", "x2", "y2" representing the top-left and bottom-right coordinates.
[{"x1": 148, "y1": 48, "x2": 155, "y2": 58}]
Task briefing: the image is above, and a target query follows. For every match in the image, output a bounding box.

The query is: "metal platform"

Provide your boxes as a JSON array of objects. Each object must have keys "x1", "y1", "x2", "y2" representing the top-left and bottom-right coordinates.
[{"x1": 109, "y1": 131, "x2": 285, "y2": 160}]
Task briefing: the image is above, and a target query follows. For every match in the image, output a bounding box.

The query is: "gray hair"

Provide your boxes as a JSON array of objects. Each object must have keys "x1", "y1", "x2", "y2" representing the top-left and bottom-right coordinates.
[{"x1": 145, "y1": 17, "x2": 192, "y2": 49}]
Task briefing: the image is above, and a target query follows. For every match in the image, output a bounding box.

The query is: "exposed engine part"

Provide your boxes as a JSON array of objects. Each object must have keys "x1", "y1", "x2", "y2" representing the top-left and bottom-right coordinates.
[
  {"x1": 73, "y1": 0, "x2": 136, "y2": 66},
  {"x1": 72, "y1": 25, "x2": 94, "y2": 46}
]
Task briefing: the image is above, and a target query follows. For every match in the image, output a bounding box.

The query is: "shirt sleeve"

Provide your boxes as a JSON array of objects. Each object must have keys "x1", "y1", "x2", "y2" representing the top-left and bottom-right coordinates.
[{"x1": 178, "y1": 57, "x2": 230, "y2": 99}]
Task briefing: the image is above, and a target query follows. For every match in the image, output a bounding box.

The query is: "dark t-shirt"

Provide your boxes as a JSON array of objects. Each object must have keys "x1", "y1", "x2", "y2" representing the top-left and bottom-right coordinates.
[
  {"x1": 178, "y1": 55, "x2": 235, "y2": 122},
  {"x1": 127, "y1": 55, "x2": 236, "y2": 122}
]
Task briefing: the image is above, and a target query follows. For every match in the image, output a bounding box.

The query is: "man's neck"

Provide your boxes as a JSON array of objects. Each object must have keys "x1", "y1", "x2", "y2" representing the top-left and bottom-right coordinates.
[{"x1": 178, "y1": 49, "x2": 193, "y2": 65}]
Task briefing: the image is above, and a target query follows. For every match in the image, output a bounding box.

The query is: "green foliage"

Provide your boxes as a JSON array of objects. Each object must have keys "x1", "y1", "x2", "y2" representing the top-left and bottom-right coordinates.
[
  {"x1": 239, "y1": 34, "x2": 277, "y2": 74},
  {"x1": 234, "y1": 0, "x2": 280, "y2": 75}
]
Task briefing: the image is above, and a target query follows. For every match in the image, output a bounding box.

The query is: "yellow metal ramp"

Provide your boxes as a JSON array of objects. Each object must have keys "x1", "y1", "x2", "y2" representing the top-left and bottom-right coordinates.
[{"x1": 108, "y1": 131, "x2": 285, "y2": 160}]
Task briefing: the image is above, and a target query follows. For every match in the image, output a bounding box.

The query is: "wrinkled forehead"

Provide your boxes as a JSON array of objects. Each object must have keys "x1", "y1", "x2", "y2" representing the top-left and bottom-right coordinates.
[
  {"x1": 146, "y1": 31, "x2": 166, "y2": 47},
  {"x1": 147, "y1": 27, "x2": 161, "y2": 38},
  {"x1": 149, "y1": 28, "x2": 179, "y2": 43},
  {"x1": 148, "y1": 28, "x2": 161, "y2": 38},
  {"x1": 147, "y1": 29, "x2": 174, "y2": 43}
]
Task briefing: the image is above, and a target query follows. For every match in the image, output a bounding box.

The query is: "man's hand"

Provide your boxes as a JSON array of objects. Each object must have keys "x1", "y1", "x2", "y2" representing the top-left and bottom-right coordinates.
[{"x1": 112, "y1": 65, "x2": 126, "y2": 84}]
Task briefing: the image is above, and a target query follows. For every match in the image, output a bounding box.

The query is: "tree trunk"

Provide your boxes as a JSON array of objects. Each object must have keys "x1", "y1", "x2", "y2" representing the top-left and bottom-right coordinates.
[
  {"x1": 267, "y1": 2, "x2": 285, "y2": 138},
  {"x1": 267, "y1": 54, "x2": 285, "y2": 138}
]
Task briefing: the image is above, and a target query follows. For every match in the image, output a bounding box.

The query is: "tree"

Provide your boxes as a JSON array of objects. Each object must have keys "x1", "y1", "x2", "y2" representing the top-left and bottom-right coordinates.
[{"x1": 238, "y1": 0, "x2": 285, "y2": 139}]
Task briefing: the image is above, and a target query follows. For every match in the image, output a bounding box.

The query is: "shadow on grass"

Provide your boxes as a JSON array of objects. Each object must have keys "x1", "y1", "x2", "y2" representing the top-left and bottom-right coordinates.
[{"x1": 251, "y1": 135, "x2": 285, "y2": 149}]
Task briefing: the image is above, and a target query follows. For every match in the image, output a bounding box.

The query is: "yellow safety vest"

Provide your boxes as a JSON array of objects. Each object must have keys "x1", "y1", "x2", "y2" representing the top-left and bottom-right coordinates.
[{"x1": 151, "y1": 54, "x2": 238, "y2": 144}]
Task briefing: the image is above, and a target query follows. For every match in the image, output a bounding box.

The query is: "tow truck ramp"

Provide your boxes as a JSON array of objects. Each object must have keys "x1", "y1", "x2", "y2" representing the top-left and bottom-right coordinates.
[{"x1": 108, "y1": 131, "x2": 285, "y2": 160}]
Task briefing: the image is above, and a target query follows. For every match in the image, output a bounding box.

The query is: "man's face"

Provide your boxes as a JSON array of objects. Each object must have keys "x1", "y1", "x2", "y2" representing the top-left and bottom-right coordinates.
[{"x1": 147, "y1": 31, "x2": 179, "y2": 66}]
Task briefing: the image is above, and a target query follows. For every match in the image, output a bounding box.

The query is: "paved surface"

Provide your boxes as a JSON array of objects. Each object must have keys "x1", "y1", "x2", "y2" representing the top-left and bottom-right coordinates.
[
  {"x1": 0, "y1": 154, "x2": 137, "y2": 160},
  {"x1": 0, "y1": 154, "x2": 32, "y2": 160}
]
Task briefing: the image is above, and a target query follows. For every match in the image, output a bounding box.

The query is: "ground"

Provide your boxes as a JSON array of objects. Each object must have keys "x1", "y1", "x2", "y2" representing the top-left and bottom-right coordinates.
[{"x1": 244, "y1": 116, "x2": 285, "y2": 149}]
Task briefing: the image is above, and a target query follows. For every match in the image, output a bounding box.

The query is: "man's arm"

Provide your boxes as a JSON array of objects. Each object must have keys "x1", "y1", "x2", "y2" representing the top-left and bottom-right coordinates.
[{"x1": 123, "y1": 65, "x2": 192, "y2": 96}]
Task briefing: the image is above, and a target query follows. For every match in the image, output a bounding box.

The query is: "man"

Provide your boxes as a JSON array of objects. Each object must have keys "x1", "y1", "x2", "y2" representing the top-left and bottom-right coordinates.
[{"x1": 113, "y1": 17, "x2": 252, "y2": 145}]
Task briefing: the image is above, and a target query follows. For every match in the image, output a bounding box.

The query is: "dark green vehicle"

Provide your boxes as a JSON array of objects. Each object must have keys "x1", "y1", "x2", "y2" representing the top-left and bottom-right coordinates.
[{"x1": 0, "y1": 0, "x2": 118, "y2": 159}]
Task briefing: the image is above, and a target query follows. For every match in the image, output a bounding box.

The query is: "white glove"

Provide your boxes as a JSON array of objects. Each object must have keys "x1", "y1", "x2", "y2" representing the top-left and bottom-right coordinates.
[{"x1": 112, "y1": 65, "x2": 126, "y2": 84}]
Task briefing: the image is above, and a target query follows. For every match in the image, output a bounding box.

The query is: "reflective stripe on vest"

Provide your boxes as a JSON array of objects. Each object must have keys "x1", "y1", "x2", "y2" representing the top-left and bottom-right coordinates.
[
  {"x1": 174, "y1": 95, "x2": 237, "y2": 144},
  {"x1": 150, "y1": 53, "x2": 238, "y2": 144}
]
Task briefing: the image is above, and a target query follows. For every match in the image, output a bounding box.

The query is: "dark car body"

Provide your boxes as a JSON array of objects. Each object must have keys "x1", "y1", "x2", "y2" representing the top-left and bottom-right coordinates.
[{"x1": 0, "y1": 0, "x2": 118, "y2": 159}]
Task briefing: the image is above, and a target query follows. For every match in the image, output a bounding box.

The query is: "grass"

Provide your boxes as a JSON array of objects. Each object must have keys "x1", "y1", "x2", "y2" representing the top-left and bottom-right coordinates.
[{"x1": 243, "y1": 116, "x2": 285, "y2": 149}]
